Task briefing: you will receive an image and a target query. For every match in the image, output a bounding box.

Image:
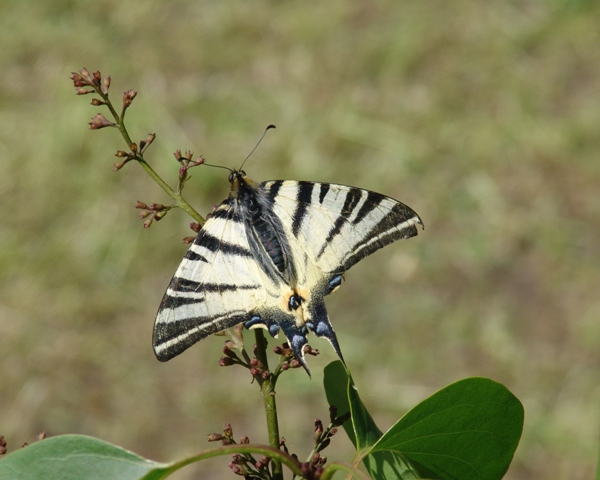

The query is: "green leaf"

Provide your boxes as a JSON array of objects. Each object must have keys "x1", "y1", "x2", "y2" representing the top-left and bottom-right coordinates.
[
  {"x1": 323, "y1": 360, "x2": 357, "y2": 446},
  {"x1": 324, "y1": 361, "x2": 420, "y2": 480},
  {"x1": 0, "y1": 435, "x2": 172, "y2": 480},
  {"x1": 372, "y1": 377, "x2": 524, "y2": 480}
]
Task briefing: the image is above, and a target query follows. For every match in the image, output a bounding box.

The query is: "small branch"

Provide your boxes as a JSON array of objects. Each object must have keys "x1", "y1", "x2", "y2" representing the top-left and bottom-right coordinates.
[{"x1": 71, "y1": 68, "x2": 205, "y2": 226}]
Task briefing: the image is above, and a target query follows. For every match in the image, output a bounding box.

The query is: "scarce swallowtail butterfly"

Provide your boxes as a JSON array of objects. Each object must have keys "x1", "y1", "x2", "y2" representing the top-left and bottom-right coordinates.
[{"x1": 153, "y1": 151, "x2": 423, "y2": 373}]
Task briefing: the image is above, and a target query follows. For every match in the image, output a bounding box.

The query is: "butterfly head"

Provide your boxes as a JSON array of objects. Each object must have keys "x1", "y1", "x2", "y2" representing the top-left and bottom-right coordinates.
[{"x1": 228, "y1": 169, "x2": 246, "y2": 186}]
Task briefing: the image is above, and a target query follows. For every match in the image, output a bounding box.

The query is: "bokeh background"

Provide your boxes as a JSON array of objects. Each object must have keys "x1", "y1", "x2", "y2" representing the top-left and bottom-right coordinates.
[{"x1": 1, "y1": 1, "x2": 599, "y2": 479}]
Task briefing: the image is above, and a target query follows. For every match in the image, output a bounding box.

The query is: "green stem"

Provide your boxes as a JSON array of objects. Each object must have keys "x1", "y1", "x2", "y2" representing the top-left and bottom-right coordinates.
[
  {"x1": 99, "y1": 88, "x2": 204, "y2": 225},
  {"x1": 135, "y1": 158, "x2": 204, "y2": 224},
  {"x1": 254, "y1": 329, "x2": 284, "y2": 480},
  {"x1": 160, "y1": 444, "x2": 303, "y2": 479}
]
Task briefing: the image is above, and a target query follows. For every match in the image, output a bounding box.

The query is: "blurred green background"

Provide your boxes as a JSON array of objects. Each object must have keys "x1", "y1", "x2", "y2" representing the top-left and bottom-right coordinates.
[{"x1": 1, "y1": 1, "x2": 599, "y2": 478}]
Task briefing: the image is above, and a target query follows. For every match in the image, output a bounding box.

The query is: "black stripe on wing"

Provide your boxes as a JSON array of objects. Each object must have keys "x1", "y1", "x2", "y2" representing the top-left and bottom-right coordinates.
[
  {"x1": 316, "y1": 187, "x2": 363, "y2": 261},
  {"x1": 292, "y1": 182, "x2": 315, "y2": 237},
  {"x1": 173, "y1": 279, "x2": 260, "y2": 293},
  {"x1": 340, "y1": 202, "x2": 421, "y2": 271},
  {"x1": 154, "y1": 311, "x2": 251, "y2": 361},
  {"x1": 194, "y1": 230, "x2": 253, "y2": 257}
]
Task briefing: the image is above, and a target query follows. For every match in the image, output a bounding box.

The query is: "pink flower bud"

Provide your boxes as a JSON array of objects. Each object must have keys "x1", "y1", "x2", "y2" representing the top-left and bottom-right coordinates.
[
  {"x1": 76, "y1": 88, "x2": 94, "y2": 95},
  {"x1": 92, "y1": 70, "x2": 102, "y2": 87},
  {"x1": 182, "y1": 236, "x2": 195, "y2": 244},
  {"x1": 122, "y1": 89, "x2": 137, "y2": 109},
  {"x1": 218, "y1": 356, "x2": 234, "y2": 366},
  {"x1": 102, "y1": 76, "x2": 111, "y2": 95},
  {"x1": 89, "y1": 113, "x2": 115, "y2": 130}
]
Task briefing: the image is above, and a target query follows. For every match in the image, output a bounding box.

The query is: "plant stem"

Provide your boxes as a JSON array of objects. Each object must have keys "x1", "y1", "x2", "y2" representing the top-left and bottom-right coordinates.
[
  {"x1": 254, "y1": 329, "x2": 284, "y2": 480},
  {"x1": 99, "y1": 87, "x2": 204, "y2": 225}
]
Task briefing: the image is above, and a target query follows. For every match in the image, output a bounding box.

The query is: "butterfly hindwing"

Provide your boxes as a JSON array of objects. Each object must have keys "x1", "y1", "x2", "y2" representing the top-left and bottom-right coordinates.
[{"x1": 257, "y1": 180, "x2": 422, "y2": 364}]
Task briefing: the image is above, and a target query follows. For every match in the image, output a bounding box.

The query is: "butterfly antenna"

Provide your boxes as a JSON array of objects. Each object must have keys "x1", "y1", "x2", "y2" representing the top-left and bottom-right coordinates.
[
  {"x1": 201, "y1": 162, "x2": 233, "y2": 172},
  {"x1": 238, "y1": 124, "x2": 276, "y2": 171}
]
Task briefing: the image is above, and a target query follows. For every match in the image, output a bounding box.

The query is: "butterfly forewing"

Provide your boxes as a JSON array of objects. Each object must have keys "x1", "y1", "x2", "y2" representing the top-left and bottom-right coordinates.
[
  {"x1": 154, "y1": 202, "x2": 275, "y2": 361},
  {"x1": 263, "y1": 181, "x2": 422, "y2": 275}
]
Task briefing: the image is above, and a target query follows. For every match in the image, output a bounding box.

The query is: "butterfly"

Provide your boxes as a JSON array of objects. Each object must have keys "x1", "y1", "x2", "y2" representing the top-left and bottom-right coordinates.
[{"x1": 153, "y1": 166, "x2": 423, "y2": 373}]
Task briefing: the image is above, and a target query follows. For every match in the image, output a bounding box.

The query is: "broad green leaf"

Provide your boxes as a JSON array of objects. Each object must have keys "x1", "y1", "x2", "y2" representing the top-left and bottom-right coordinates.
[
  {"x1": 323, "y1": 360, "x2": 356, "y2": 447},
  {"x1": 0, "y1": 434, "x2": 171, "y2": 480},
  {"x1": 324, "y1": 361, "x2": 420, "y2": 480},
  {"x1": 372, "y1": 377, "x2": 524, "y2": 480}
]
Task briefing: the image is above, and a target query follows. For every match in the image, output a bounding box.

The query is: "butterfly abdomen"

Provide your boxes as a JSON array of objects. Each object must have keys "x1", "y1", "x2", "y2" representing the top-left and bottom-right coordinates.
[{"x1": 251, "y1": 211, "x2": 286, "y2": 273}]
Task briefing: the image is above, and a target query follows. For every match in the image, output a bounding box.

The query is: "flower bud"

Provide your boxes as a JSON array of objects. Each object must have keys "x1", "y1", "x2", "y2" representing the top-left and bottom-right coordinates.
[
  {"x1": 102, "y1": 76, "x2": 111, "y2": 95},
  {"x1": 222, "y1": 345, "x2": 238, "y2": 359},
  {"x1": 135, "y1": 201, "x2": 148, "y2": 209},
  {"x1": 89, "y1": 113, "x2": 115, "y2": 130},
  {"x1": 218, "y1": 356, "x2": 235, "y2": 367},
  {"x1": 239, "y1": 436, "x2": 249, "y2": 444},
  {"x1": 122, "y1": 89, "x2": 137, "y2": 109},
  {"x1": 153, "y1": 210, "x2": 167, "y2": 221},
  {"x1": 115, "y1": 150, "x2": 128, "y2": 158},
  {"x1": 92, "y1": 70, "x2": 102, "y2": 87},
  {"x1": 71, "y1": 73, "x2": 87, "y2": 88},
  {"x1": 173, "y1": 150, "x2": 183, "y2": 161},
  {"x1": 314, "y1": 419, "x2": 323, "y2": 437},
  {"x1": 138, "y1": 210, "x2": 152, "y2": 219},
  {"x1": 141, "y1": 133, "x2": 156, "y2": 153},
  {"x1": 228, "y1": 463, "x2": 247, "y2": 476},
  {"x1": 190, "y1": 222, "x2": 201, "y2": 233},
  {"x1": 90, "y1": 98, "x2": 106, "y2": 106},
  {"x1": 179, "y1": 164, "x2": 187, "y2": 181},
  {"x1": 143, "y1": 217, "x2": 153, "y2": 229},
  {"x1": 76, "y1": 88, "x2": 95, "y2": 95},
  {"x1": 113, "y1": 158, "x2": 131, "y2": 171},
  {"x1": 182, "y1": 236, "x2": 195, "y2": 244},
  {"x1": 223, "y1": 423, "x2": 233, "y2": 437},
  {"x1": 207, "y1": 433, "x2": 223, "y2": 442}
]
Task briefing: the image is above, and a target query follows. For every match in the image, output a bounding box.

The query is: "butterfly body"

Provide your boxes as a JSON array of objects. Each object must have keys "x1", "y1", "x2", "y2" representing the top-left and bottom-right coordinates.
[{"x1": 153, "y1": 170, "x2": 423, "y2": 372}]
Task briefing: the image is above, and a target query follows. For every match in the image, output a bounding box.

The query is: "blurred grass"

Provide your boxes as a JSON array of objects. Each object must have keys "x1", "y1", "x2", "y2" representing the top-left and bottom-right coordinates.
[{"x1": 1, "y1": 1, "x2": 599, "y2": 479}]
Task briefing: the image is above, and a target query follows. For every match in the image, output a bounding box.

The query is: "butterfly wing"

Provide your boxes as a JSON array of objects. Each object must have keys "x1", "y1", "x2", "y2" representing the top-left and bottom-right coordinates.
[
  {"x1": 153, "y1": 203, "x2": 279, "y2": 361},
  {"x1": 154, "y1": 175, "x2": 422, "y2": 372},
  {"x1": 257, "y1": 180, "x2": 423, "y2": 361}
]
